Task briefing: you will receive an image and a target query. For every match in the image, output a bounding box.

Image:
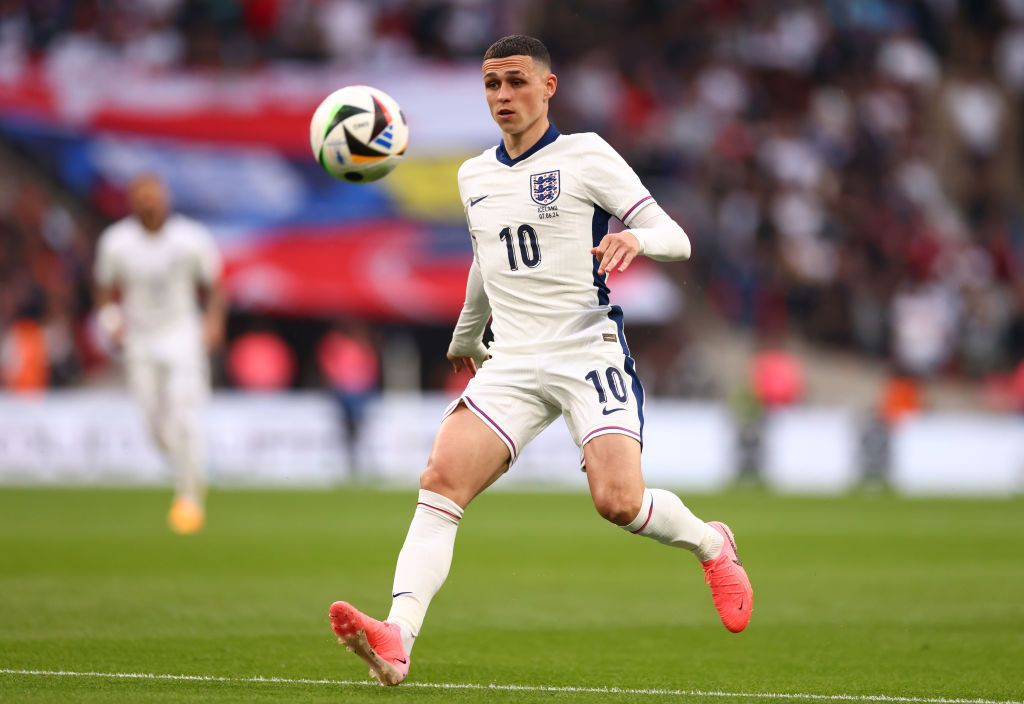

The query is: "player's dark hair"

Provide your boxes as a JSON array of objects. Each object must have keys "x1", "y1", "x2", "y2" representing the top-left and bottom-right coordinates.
[{"x1": 483, "y1": 35, "x2": 551, "y2": 70}]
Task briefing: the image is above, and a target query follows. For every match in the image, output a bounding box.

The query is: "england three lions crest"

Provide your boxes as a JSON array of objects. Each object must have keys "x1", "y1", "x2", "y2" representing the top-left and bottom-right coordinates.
[{"x1": 530, "y1": 170, "x2": 560, "y2": 205}]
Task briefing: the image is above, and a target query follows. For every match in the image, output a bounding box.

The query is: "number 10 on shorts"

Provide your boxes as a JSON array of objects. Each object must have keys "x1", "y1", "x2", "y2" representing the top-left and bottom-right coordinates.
[{"x1": 585, "y1": 367, "x2": 629, "y2": 404}]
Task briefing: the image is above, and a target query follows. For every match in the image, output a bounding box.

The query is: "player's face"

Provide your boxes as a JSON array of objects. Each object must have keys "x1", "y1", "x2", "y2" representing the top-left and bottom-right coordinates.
[
  {"x1": 482, "y1": 56, "x2": 556, "y2": 135},
  {"x1": 129, "y1": 176, "x2": 169, "y2": 229}
]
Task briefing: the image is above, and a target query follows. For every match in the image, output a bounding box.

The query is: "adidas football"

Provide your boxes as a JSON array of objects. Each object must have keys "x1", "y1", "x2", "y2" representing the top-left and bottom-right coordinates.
[{"x1": 310, "y1": 85, "x2": 408, "y2": 182}]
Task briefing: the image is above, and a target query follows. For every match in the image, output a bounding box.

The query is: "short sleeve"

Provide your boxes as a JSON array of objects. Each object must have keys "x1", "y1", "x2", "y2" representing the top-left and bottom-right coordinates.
[
  {"x1": 94, "y1": 229, "x2": 118, "y2": 288},
  {"x1": 580, "y1": 134, "x2": 656, "y2": 226},
  {"x1": 191, "y1": 223, "x2": 222, "y2": 285}
]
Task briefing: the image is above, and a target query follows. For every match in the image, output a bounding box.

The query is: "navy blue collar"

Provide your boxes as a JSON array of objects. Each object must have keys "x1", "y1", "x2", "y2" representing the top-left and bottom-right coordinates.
[{"x1": 495, "y1": 123, "x2": 560, "y2": 166}]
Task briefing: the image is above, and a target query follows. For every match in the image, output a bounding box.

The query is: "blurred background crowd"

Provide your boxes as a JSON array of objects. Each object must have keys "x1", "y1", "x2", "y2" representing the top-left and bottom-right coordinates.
[{"x1": 3, "y1": 0, "x2": 1024, "y2": 417}]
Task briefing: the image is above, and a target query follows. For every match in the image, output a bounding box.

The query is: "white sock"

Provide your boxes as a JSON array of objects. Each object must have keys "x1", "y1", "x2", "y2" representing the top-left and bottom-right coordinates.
[
  {"x1": 387, "y1": 489, "x2": 463, "y2": 655},
  {"x1": 622, "y1": 488, "x2": 723, "y2": 562},
  {"x1": 167, "y1": 409, "x2": 207, "y2": 507}
]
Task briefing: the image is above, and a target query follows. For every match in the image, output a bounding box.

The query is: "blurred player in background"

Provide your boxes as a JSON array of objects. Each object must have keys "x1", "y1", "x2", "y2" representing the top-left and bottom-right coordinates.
[
  {"x1": 93, "y1": 174, "x2": 226, "y2": 535},
  {"x1": 329, "y1": 35, "x2": 754, "y2": 686}
]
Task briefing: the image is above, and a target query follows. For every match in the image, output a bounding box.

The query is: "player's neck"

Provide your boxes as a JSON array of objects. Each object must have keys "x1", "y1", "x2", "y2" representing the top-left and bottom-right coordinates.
[
  {"x1": 502, "y1": 117, "x2": 551, "y2": 159},
  {"x1": 138, "y1": 214, "x2": 167, "y2": 233}
]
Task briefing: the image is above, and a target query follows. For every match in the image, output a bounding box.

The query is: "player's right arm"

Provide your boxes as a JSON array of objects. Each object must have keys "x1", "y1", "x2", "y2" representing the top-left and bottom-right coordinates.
[
  {"x1": 93, "y1": 228, "x2": 123, "y2": 342},
  {"x1": 448, "y1": 163, "x2": 491, "y2": 375},
  {"x1": 447, "y1": 236, "x2": 490, "y2": 375}
]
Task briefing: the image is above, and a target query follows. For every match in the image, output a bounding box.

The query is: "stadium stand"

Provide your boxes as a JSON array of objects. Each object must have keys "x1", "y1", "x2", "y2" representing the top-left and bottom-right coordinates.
[{"x1": 1, "y1": 0, "x2": 1023, "y2": 413}]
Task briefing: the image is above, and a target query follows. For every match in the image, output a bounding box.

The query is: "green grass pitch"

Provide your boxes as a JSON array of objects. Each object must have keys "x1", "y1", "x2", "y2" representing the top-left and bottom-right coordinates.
[{"x1": 0, "y1": 487, "x2": 1022, "y2": 703}]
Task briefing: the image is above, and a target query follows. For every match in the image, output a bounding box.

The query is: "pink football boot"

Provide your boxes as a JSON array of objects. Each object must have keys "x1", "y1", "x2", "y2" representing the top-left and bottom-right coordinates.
[
  {"x1": 329, "y1": 601, "x2": 409, "y2": 686},
  {"x1": 701, "y1": 521, "x2": 753, "y2": 633}
]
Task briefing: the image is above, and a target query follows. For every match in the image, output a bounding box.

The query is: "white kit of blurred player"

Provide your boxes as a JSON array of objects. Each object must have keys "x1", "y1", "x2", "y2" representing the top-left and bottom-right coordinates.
[{"x1": 94, "y1": 174, "x2": 226, "y2": 534}]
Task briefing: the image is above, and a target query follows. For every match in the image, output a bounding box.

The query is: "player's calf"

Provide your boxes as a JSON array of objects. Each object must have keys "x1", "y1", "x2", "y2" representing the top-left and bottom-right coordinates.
[{"x1": 618, "y1": 488, "x2": 753, "y2": 632}]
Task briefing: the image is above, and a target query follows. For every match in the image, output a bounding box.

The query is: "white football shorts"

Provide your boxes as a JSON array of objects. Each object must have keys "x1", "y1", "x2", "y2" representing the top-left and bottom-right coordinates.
[
  {"x1": 126, "y1": 355, "x2": 210, "y2": 425},
  {"x1": 443, "y1": 345, "x2": 645, "y2": 466}
]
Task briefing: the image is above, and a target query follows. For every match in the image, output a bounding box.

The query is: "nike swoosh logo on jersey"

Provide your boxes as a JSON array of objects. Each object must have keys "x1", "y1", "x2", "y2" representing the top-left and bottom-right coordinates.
[
  {"x1": 602, "y1": 407, "x2": 625, "y2": 415},
  {"x1": 392, "y1": 591, "x2": 412, "y2": 598},
  {"x1": 469, "y1": 195, "x2": 489, "y2": 207}
]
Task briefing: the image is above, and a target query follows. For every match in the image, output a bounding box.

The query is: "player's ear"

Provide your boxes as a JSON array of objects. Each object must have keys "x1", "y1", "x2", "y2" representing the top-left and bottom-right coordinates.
[{"x1": 544, "y1": 71, "x2": 557, "y2": 100}]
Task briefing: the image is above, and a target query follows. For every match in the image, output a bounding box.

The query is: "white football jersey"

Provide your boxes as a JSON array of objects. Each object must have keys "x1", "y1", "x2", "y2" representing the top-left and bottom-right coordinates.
[
  {"x1": 95, "y1": 214, "x2": 221, "y2": 357},
  {"x1": 458, "y1": 125, "x2": 655, "y2": 355}
]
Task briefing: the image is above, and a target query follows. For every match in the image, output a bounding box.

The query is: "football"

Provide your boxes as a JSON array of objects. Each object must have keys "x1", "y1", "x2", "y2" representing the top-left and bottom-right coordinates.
[{"x1": 309, "y1": 85, "x2": 408, "y2": 182}]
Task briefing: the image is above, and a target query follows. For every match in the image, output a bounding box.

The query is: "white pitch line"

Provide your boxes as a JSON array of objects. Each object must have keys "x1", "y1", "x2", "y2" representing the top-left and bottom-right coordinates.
[{"x1": 0, "y1": 668, "x2": 1020, "y2": 704}]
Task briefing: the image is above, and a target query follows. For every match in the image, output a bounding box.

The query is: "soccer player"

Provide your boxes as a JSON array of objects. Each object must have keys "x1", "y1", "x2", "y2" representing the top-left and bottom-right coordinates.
[
  {"x1": 94, "y1": 173, "x2": 226, "y2": 534},
  {"x1": 329, "y1": 35, "x2": 753, "y2": 685}
]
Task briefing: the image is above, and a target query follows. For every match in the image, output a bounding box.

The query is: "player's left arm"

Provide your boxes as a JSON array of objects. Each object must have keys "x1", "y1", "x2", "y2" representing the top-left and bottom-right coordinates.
[
  {"x1": 199, "y1": 281, "x2": 228, "y2": 352},
  {"x1": 583, "y1": 134, "x2": 692, "y2": 275},
  {"x1": 592, "y1": 204, "x2": 690, "y2": 275},
  {"x1": 192, "y1": 223, "x2": 227, "y2": 352}
]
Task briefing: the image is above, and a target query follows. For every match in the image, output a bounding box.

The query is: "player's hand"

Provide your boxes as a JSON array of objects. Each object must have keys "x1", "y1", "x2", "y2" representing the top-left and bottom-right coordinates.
[
  {"x1": 447, "y1": 340, "x2": 488, "y2": 376},
  {"x1": 592, "y1": 231, "x2": 641, "y2": 275},
  {"x1": 96, "y1": 303, "x2": 124, "y2": 347},
  {"x1": 203, "y1": 317, "x2": 224, "y2": 352},
  {"x1": 447, "y1": 353, "x2": 478, "y2": 376}
]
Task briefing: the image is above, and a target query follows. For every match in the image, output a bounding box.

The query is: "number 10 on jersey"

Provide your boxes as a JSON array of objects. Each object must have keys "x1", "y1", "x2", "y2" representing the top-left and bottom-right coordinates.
[{"x1": 499, "y1": 224, "x2": 541, "y2": 271}]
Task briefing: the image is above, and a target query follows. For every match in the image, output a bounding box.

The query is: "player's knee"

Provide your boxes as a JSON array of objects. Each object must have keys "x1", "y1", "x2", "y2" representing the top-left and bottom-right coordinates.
[
  {"x1": 419, "y1": 454, "x2": 459, "y2": 497},
  {"x1": 591, "y1": 486, "x2": 642, "y2": 526},
  {"x1": 419, "y1": 470, "x2": 449, "y2": 495}
]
